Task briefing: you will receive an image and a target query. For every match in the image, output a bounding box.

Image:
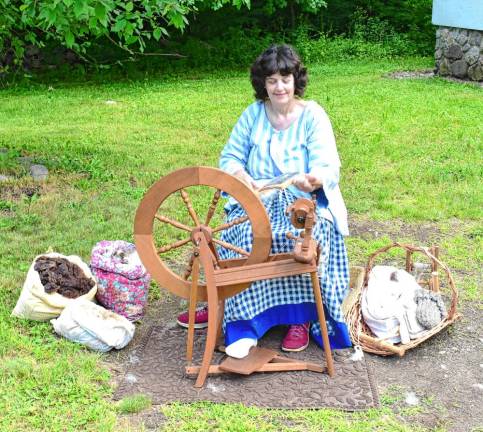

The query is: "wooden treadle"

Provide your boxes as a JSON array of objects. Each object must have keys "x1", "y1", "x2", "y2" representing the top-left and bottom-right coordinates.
[{"x1": 219, "y1": 347, "x2": 278, "y2": 375}]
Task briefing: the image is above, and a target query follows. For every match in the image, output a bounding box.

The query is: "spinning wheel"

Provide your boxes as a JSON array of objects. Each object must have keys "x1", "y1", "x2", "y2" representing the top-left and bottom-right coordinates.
[
  {"x1": 134, "y1": 166, "x2": 272, "y2": 301},
  {"x1": 134, "y1": 166, "x2": 335, "y2": 388}
]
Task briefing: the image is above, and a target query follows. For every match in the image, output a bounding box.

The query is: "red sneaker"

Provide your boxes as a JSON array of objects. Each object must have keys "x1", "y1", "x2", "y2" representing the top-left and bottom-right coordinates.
[
  {"x1": 176, "y1": 306, "x2": 209, "y2": 329},
  {"x1": 281, "y1": 323, "x2": 310, "y2": 352}
]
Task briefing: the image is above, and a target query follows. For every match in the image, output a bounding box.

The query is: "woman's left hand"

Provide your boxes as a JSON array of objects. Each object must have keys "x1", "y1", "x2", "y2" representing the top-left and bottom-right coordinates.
[{"x1": 292, "y1": 173, "x2": 322, "y2": 192}]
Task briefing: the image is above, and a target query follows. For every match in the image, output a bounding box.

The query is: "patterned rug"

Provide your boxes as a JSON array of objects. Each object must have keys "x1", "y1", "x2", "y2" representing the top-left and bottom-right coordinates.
[{"x1": 115, "y1": 323, "x2": 379, "y2": 410}]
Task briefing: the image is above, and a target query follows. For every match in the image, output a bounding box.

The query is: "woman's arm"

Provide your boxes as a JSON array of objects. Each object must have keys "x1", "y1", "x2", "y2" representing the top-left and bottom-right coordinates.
[
  {"x1": 219, "y1": 105, "x2": 259, "y2": 189},
  {"x1": 219, "y1": 107, "x2": 253, "y2": 175},
  {"x1": 297, "y1": 103, "x2": 341, "y2": 193}
]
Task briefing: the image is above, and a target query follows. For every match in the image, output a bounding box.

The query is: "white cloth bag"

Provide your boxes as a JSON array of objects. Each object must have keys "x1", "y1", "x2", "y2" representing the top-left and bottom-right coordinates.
[
  {"x1": 51, "y1": 299, "x2": 135, "y2": 352},
  {"x1": 11, "y1": 253, "x2": 97, "y2": 321}
]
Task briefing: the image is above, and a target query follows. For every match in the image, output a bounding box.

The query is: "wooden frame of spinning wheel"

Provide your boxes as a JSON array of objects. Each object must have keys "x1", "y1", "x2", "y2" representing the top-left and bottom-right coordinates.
[{"x1": 134, "y1": 166, "x2": 335, "y2": 388}]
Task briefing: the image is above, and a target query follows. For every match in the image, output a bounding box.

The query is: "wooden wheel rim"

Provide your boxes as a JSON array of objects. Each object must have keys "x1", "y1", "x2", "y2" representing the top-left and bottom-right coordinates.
[{"x1": 134, "y1": 166, "x2": 272, "y2": 301}]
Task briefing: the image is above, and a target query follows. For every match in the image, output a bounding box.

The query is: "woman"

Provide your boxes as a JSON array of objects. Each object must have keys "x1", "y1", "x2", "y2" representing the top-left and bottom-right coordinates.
[{"x1": 177, "y1": 44, "x2": 351, "y2": 358}]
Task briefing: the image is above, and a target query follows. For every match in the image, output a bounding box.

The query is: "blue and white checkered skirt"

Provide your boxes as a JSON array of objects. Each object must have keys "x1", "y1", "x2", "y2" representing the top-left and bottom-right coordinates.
[{"x1": 219, "y1": 189, "x2": 352, "y2": 349}]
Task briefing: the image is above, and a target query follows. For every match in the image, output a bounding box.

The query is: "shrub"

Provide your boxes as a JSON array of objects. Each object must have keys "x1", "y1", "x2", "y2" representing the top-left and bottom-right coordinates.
[{"x1": 292, "y1": 21, "x2": 417, "y2": 65}]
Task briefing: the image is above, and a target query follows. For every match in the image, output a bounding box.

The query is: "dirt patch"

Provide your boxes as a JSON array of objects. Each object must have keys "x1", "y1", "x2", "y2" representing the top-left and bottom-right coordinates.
[
  {"x1": 349, "y1": 214, "x2": 448, "y2": 245},
  {"x1": 0, "y1": 184, "x2": 43, "y2": 200},
  {"x1": 388, "y1": 69, "x2": 435, "y2": 80},
  {"x1": 116, "y1": 406, "x2": 167, "y2": 431},
  {"x1": 386, "y1": 69, "x2": 483, "y2": 88},
  {"x1": 0, "y1": 202, "x2": 16, "y2": 217},
  {"x1": 371, "y1": 304, "x2": 482, "y2": 432}
]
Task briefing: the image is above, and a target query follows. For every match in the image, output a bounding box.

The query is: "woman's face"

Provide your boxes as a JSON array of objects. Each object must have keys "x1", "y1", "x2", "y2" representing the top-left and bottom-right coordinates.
[{"x1": 265, "y1": 72, "x2": 295, "y2": 105}]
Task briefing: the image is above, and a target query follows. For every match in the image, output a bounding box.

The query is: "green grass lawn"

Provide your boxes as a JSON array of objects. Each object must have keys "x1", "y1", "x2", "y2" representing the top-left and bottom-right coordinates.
[{"x1": 0, "y1": 57, "x2": 481, "y2": 431}]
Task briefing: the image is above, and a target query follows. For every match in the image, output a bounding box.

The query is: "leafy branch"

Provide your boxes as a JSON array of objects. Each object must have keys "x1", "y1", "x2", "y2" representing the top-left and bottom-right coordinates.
[{"x1": 0, "y1": 0, "x2": 250, "y2": 69}]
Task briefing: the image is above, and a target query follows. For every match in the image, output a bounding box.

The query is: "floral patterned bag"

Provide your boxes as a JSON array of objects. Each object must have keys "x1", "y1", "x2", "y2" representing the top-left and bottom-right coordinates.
[{"x1": 90, "y1": 240, "x2": 150, "y2": 321}]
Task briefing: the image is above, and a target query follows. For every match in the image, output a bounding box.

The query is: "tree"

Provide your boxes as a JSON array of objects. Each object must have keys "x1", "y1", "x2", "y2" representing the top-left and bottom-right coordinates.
[{"x1": 0, "y1": 0, "x2": 249, "y2": 70}]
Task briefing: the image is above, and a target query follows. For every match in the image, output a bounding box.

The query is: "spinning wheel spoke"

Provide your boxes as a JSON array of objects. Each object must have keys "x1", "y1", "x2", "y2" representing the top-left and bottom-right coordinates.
[
  {"x1": 155, "y1": 214, "x2": 192, "y2": 232},
  {"x1": 180, "y1": 189, "x2": 200, "y2": 226},
  {"x1": 213, "y1": 215, "x2": 249, "y2": 233},
  {"x1": 157, "y1": 238, "x2": 191, "y2": 254},
  {"x1": 184, "y1": 252, "x2": 196, "y2": 280},
  {"x1": 212, "y1": 238, "x2": 249, "y2": 257},
  {"x1": 205, "y1": 189, "x2": 221, "y2": 226}
]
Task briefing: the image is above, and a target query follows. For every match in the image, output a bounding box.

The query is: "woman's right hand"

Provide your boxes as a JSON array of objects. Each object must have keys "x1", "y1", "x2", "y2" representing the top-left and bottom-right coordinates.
[
  {"x1": 292, "y1": 173, "x2": 322, "y2": 192},
  {"x1": 233, "y1": 169, "x2": 259, "y2": 191}
]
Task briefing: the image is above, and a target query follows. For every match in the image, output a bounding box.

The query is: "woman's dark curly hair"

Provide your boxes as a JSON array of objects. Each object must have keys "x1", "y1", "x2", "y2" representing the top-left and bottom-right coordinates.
[{"x1": 250, "y1": 44, "x2": 308, "y2": 100}]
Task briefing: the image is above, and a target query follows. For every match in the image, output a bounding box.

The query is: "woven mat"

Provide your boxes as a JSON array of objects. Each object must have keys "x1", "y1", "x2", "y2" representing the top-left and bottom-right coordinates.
[{"x1": 115, "y1": 323, "x2": 379, "y2": 410}]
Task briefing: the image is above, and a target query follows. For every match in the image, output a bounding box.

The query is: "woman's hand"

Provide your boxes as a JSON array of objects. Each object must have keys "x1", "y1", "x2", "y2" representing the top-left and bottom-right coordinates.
[
  {"x1": 233, "y1": 169, "x2": 260, "y2": 191},
  {"x1": 292, "y1": 173, "x2": 322, "y2": 193}
]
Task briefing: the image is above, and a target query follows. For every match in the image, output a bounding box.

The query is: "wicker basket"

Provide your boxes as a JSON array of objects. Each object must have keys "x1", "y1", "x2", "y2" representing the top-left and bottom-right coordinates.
[{"x1": 345, "y1": 243, "x2": 460, "y2": 356}]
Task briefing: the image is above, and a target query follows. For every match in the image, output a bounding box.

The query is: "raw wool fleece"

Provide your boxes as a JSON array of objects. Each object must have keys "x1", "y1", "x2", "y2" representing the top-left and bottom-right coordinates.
[
  {"x1": 414, "y1": 289, "x2": 447, "y2": 329},
  {"x1": 361, "y1": 265, "x2": 426, "y2": 344},
  {"x1": 34, "y1": 256, "x2": 95, "y2": 297},
  {"x1": 12, "y1": 252, "x2": 97, "y2": 321}
]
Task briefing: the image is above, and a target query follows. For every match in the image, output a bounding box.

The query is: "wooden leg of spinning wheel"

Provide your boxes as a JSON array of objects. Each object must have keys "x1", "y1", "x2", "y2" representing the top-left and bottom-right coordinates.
[
  {"x1": 310, "y1": 271, "x2": 335, "y2": 377},
  {"x1": 194, "y1": 236, "x2": 219, "y2": 388},
  {"x1": 186, "y1": 257, "x2": 199, "y2": 364},
  {"x1": 216, "y1": 299, "x2": 225, "y2": 343}
]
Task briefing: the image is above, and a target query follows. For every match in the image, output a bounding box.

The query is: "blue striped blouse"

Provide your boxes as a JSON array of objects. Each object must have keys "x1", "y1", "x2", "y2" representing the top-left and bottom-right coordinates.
[{"x1": 219, "y1": 100, "x2": 349, "y2": 236}]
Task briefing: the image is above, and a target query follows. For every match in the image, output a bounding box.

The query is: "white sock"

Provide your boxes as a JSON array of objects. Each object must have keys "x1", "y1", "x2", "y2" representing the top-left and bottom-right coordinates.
[{"x1": 225, "y1": 338, "x2": 257, "y2": 359}]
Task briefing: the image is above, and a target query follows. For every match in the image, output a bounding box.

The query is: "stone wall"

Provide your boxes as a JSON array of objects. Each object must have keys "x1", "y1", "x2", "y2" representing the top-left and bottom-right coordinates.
[{"x1": 435, "y1": 27, "x2": 483, "y2": 81}]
